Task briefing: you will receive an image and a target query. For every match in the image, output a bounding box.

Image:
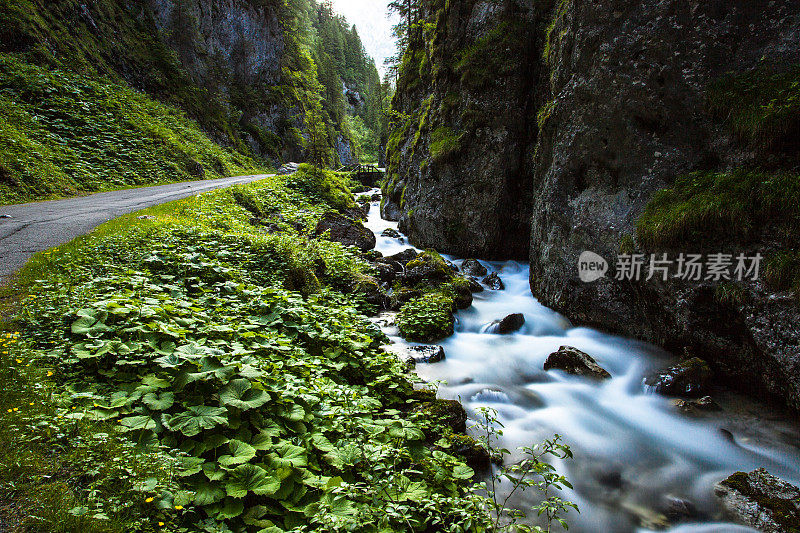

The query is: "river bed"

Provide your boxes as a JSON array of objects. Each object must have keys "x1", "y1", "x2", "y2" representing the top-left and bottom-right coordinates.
[{"x1": 361, "y1": 189, "x2": 800, "y2": 532}]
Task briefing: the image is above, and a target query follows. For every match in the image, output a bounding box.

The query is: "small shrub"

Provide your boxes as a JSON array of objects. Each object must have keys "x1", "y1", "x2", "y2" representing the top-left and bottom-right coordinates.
[{"x1": 397, "y1": 293, "x2": 455, "y2": 342}]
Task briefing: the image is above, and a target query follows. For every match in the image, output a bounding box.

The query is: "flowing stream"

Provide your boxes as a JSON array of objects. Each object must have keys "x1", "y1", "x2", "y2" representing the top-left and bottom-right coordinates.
[{"x1": 361, "y1": 189, "x2": 800, "y2": 532}]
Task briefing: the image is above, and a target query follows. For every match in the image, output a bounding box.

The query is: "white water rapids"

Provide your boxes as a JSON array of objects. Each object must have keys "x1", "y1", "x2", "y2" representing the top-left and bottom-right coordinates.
[{"x1": 361, "y1": 190, "x2": 800, "y2": 532}]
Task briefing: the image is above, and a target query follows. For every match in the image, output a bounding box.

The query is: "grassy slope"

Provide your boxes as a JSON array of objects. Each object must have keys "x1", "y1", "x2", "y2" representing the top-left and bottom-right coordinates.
[
  {"x1": 0, "y1": 168, "x2": 490, "y2": 532},
  {"x1": 0, "y1": 54, "x2": 267, "y2": 205}
]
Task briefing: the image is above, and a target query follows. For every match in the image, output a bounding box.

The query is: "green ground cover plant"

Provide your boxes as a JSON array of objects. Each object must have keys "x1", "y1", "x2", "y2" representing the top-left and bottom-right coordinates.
[{"x1": 0, "y1": 173, "x2": 511, "y2": 532}]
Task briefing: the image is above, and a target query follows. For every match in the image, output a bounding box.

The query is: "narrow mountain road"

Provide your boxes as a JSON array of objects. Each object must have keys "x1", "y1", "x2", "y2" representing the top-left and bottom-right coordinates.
[{"x1": 0, "y1": 174, "x2": 273, "y2": 282}]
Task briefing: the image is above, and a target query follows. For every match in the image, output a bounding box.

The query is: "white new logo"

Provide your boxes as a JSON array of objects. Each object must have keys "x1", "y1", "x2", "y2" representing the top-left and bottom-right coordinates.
[{"x1": 578, "y1": 251, "x2": 608, "y2": 283}]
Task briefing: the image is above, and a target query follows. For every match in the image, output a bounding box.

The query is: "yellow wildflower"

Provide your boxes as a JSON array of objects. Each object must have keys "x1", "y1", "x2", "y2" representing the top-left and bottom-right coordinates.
[
  {"x1": 145, "y1": 497, "x2": 154, "y2": 503},
  {"x1": 47, "y1": 371, "x2": 53, "y2": 377},
  {"x1": 174, "y1": 505, "x2": 183, "y2": 510}
]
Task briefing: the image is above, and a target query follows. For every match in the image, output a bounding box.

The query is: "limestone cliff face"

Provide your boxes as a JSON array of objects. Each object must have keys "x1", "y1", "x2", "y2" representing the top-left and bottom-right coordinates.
[
  {"x1": 383, "y1": 0, "x2": 547, "y2": 260},
  {"x1": 388, "y1": 0, "x2": 800, "y2": 408}
]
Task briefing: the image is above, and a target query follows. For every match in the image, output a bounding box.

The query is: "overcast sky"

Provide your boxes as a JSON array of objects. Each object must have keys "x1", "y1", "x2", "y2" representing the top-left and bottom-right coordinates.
[{"x1": 329, "y1": 0, "x2": 397, "y2": 77}]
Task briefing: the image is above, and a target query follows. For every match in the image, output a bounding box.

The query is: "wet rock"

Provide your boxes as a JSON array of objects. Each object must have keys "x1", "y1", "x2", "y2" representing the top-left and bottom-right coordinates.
[
  {"x1": 482, "y1": 272, "x2": 504, "y2": 290},
  {"x1": 468, "y1": 277, "x2": 484, "y2": 293},
  {"x1": 352, "y1": 275, "x2": 388, "y2": 310},
  {"x1": 661, "y1": 495, "x2": 702, "y2": 523},
  {"x1": 381, "y1": 197, "x2": 403, "y2": 221},
  {"x1": 446, "y1": 260, "x2": 459, "y2": 272},
  {"x1": 373, "y1": 262, "x2": 396, "y2": 284},
  {"x1": 672, "y1": 395, "x2": 720, "y2": 415},
  {"x1": 486, "y1": 313, "x2": 525, "y2": 334},
  {"x1": 371, "y1": 193, "x2": 381, "y2": 201},
  {"x1": 644, "y1": 358, "x2": 712, "y2": 398},
  {"x1": 715, "y1": 469, "x2": 800, "y2": 533},
  {"x1": 544, "y1": 346, "x2": 611, "y2": 379},
  {"x1": 356, "y1": 196, "x2": 371, "y2": 215},
  {"x1": 384, "y1": 344, "x2": 445, "y2": 365},
  {"x1": 461, "y1": 259, "x2": 488, "y2": 277},
  {"x1": 402, "y1": 251, "x2": 453, "y2": 285},
  {"x1": 387, "y1": 248, "x2": 418, "y2": 265},
  {"x1": 277, "y1": 162, "x2": 300, "y2": 175},
  {"x1": 381, "y1": 228, "x2": 403, "y2": 239},
  {"x1": 452, "y1": 281, "x2": 473, "y2": 310},
  {"x1": 597, "y1": 470, "x2": 623, "y2": 490},
  {"x1": 314, "y1": 212, "x2": 376, "y2": 252}
]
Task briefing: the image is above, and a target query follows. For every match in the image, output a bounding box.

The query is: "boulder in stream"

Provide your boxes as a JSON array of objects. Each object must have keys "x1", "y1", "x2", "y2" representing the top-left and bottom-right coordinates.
[
  {"x1": 461, "y1": 258, "x2": 488, "y2": 277},
  {"x1": 381, "y1": 228, "x2": 402, "y2": 239},
  {"x1": 387, "y1": 248, "x2": 418, "y2": 265},
  {"x1": 486, "y1": 313, "x2": 525, "y2": 334},
  {"x1": 672, "y1": 395, "x2": 720, "y2": 415},
  {"x1": 544, "y1": 346, "x2": 611, "y2": 379},
  {"x1": 715, "y1": 469, "x2": 800, "y2": 533},
  {"x1": 483, "y1": 272, "x2": 504, "y2": 290},
  {"x1": 644, "y1": 357, "x2": 712, "y2": 398},
  {"x1": 468, "y1": 277, "x2": 484, "y2": 293},
  {"x1": 384, "y1": 344, "x2": 446, "y2": 365},
  {"x1": 314, "y1": 212, "x2": 376, "y2": 252}
]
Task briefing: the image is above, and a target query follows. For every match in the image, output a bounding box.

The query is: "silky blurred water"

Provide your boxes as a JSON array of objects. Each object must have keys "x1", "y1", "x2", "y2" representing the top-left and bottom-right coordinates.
[{"x1": 362, "y1": 190, "x2": 800, "y2": 532}]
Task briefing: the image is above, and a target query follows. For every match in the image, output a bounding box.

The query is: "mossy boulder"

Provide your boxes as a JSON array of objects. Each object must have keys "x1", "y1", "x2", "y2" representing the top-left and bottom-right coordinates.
[
  {"x1": 415, "y1": 399, "x2": 467, "y2": 434},
  {"x1": 715, "y1": 469, "x2": 800, "y2": 533},
  {"x1": 314, "y1": 212, "x2": 376, "y2": 252},
  {"x1": 402, "y1": 250, "x2": 454, "y2": 285}
]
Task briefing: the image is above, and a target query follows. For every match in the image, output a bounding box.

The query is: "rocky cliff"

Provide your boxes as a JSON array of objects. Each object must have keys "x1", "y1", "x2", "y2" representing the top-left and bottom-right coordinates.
[
  {"x1": 0, "y1": 0, "x2": 367, "y2": 166},
  {"x1": 387, "y1": 0, "x2": 800, "y2": 409}
]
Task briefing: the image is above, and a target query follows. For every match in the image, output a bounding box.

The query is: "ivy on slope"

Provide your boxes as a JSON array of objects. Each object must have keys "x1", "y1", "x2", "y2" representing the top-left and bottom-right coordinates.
[{"x1": 3, "y1": 174, "x2": 492, "y2": 532}]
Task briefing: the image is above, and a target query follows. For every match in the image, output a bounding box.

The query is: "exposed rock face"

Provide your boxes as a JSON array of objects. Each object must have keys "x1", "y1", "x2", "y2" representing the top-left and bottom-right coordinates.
[
  {"x1": 644, "y1": 358, "x2": 712, "y2": 397},
  {"x1": 461, "y1": 259, "x2": 488, "y2": 277},
  {"x1": 715, "y1": 469, "x2": 800, "y2": 532},
  {"x1": 389, "y1": 0, "x2": 800, "y2": 410},
  {"x1": 382, "y1": 0, "x2": 540, "y2": 260},
  {"x1": 530, "y1": 0, "x2": 800, "y2": 410},
  {"x1": 544, "y1": 346, "x2": 611, "y2": 379}
]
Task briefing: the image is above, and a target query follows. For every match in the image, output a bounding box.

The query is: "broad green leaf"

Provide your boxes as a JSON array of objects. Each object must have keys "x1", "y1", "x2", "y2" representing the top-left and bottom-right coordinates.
[
  {"x1": 118, "y1": 415, "x2": 156, "y2": 431},
  {"x1": 166, "y1": 405, "x2": 228, "y2": 437},
  {"x1": 272, "y1": 442, "x2": 308, "y2": 468},
  {"x1": 193, "y1": 483, "x2": 225, "y2": 505},
  {"x1": 219, "y1": 440, "x2": 257, "y2": 467},
  {"x1": 225, "y1": 464, "x2": 280, "y2": 498},
  {"x1": 452, "y1": 464, "x2": 475, "y2": 480},
  {"x1": 220, "y1": 379, "x2": 270, "y2": 411},
  {"x1": 142, "y1": 391, "x2": 174, "y2": 411}
]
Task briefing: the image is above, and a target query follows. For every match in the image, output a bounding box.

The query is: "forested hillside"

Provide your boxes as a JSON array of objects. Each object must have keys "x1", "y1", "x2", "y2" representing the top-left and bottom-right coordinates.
[{"x1": 0, "y1": 0, "x2": 389, "y2": 204}]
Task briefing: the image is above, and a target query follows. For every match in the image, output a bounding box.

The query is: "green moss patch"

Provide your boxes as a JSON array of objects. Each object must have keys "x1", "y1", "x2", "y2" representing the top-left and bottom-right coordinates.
[
  {"x1": 636, "y1": 169, "x2": 800, "y2": 249},
  {"x1": 430, "y1": 125, "x2": 463, "y2": 163},
  {"x1": 708, "y1": 64, "x2": 800, "y2": 151}
]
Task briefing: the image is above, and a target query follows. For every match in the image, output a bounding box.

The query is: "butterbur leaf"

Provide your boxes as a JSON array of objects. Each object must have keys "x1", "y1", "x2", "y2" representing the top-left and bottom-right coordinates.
[
  {"x1": 142, "y1": 391, "x2": 175, "y2": 410},
  {"x1": 225, "y1": 464, "x2": 280, "y2": 498},
  {"x1": 166, "y1": 405, "x2": 228, "y2": 437},
  {"x1": 193, "y1": 483, "x2": 225, "y2": 505},
  {"x1": 217, "y1": 497, "x2": 245, "y2": 518},
  {"x1": 219, "y1": 440, "x2": 257, "y2": 467},
  {"x1": 452, "y1": 464, "x2": 475, "y2": 479},
  {"x1": 272, "y1": 442, "x2": 308, "y2": 468},
  {"x1": 220, "y1": 379, "x2": 270, "y2": 411},
  {"x1": 118, "y1": 415, "x2": 156, "y2": 431},
  {"x1": 177, "y1": 456, "x2": 206, "y2": 477},
  {"x1": 71, "y1": 309, "x2": 110, "y2": 336}
]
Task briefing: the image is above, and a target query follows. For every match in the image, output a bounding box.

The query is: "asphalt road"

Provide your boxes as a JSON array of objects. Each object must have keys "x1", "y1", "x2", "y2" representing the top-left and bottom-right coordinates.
[{"x1": 0, "y1": 174, "x2": 273, "y2": 282}]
